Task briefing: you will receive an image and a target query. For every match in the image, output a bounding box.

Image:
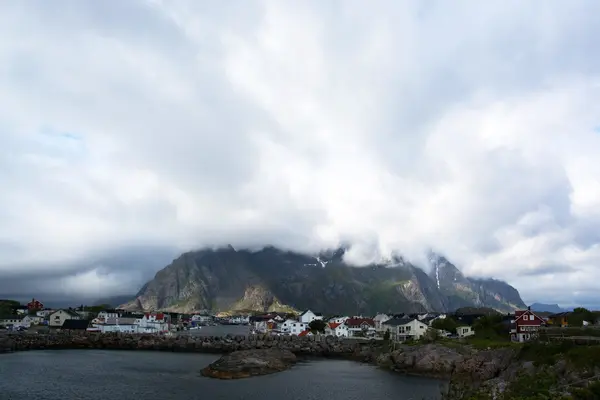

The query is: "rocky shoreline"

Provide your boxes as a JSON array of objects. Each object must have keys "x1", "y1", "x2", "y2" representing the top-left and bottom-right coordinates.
[
  {"x1": 1, "y1": 332, "x2": 516, "y2": 380},
  {"x1": 3, "y1": 332, "x2": 597, "y2": 397},
  {"x1": 0, "y1": 332, "x2": 374, "y2": 357}
]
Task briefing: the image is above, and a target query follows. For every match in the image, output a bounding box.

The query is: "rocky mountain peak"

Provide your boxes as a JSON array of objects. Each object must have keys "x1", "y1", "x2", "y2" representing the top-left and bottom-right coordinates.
[{"x1": 120, "y1": 246, "x2": 526, "y2": 314}]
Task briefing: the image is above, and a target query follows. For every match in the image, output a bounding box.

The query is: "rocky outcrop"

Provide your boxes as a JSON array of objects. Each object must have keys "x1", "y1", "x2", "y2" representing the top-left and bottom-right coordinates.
[
  {"x1": 376, "y1": 344, "x2": 518, "y2": 380},
  {"x1": 0, "y1": 335, "x2": 14, "y2": 353},
  {"x1": 201, "y1": 349, "x2": 297, "y2": 379}
]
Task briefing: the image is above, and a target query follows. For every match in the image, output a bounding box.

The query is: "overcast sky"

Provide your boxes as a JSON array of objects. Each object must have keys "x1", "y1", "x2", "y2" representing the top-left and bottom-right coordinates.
[{"x1": 1, "y1": 1, "x2": 600, "y2": 308}]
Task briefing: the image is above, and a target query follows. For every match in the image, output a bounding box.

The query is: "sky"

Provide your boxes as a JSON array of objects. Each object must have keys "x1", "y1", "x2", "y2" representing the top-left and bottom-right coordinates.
[{"x1": 1, "y1": 1, "x2": 600, "y2": 308}]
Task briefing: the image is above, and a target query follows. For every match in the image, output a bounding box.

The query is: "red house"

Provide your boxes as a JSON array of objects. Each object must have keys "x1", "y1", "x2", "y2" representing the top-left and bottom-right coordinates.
[
  {"x1": 27, "y1": 298, "x2": 44, "y2": 311},
  {"x1": 511, "y1": 307, "x2": 545, "y2": 342}
]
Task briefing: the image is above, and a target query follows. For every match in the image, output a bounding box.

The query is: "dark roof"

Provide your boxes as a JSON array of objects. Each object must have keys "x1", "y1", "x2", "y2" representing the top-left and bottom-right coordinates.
[
  {"x1": 548, "y1": 312, "x2": 571, "y2": 317},
  {"x1": 383, "y1": 316, "x2": 415, "y2": 326},
  {"x1": 0, "y1": 315, "x2": 22, "y2": 320},
  {"x1": 61, "y1": 319, "x2": 89, "y2": 330},
  {"x1": 300, "y1": 310, "x2": 322, "y2": 316},
  {"x1": 421, "y1": 316, "x2": 437, "y2": 324},
  {"x1": 454, "y1": 315, "x2": 483, "y2": 326},
  {"x1": 345, "y1": 318, "x2": 375, "y2": 327},
  {"x1": 54, "y1": 309, "x2": 81, "y2": 318}
]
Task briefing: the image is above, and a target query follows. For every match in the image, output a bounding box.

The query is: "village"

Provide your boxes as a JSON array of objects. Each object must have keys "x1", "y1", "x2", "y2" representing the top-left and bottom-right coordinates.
[{"x1": 1, "y1": 298, "x2": 599, "y2": 344}]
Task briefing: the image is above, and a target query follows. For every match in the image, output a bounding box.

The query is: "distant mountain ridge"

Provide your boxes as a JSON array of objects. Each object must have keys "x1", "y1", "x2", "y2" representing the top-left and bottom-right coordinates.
[
  {"x1": 120, "y1": 246, "x2": 527, "y2": 315},
  {"x1": 529, "y1": 303, "x2": 567, "y2": 313}
]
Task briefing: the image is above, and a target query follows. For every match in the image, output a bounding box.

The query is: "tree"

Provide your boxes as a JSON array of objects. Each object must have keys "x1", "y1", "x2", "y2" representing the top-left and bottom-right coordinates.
[
  {"x1": 472, "y1": 315, "x2": 507, "y2": 339},
  {"x1": 569, "y1": 307, "x2": 596, "y2": 327},
  {"x1": 421, "y1": 328, "x2": 441, "y2": 343},
  {"x1": 432, "y1": 317, "x2": 458, "y2": 334},
  {"x1": 0, "y1": 300, "x2": 20, "y2": 316},
  {"x1": 309, "y1": 319, "x2": 327, "y2": 333},
  {"x1": 383, "y1": 329, "x2": 391, "y2": 341}
]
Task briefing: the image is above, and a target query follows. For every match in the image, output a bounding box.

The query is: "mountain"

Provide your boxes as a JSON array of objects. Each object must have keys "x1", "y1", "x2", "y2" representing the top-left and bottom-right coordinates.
[
  {"x1": 94, "y1": 295, "x2": 137, "y2": 308},
  {"x1": 120, "y1": 246, "x2": 527, "y2": 315},
  {"x1": 529, "y1": 303, "x2": 565, "y2": 313},
  {"x1": 428, "y1": 253, "x2": 525, "y2": 313}
]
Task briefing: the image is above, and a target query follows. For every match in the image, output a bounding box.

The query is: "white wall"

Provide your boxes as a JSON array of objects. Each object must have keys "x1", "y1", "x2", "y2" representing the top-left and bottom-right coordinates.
[
  {"x1": 457, "y1": 326, "x2": 474, "y2": 338},
  {"x1": 299, "y1": 310, "x2": 322, "y2": 324}
]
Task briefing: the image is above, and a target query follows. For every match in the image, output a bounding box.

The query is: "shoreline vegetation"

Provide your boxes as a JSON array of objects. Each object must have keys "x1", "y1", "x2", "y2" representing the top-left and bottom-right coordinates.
[{"x1": 2, "y1": 332, "x2": 600, "y2": 398}]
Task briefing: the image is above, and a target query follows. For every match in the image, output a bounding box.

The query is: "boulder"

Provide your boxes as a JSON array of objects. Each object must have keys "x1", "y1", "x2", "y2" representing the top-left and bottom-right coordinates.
[
  {"x1": 201, "y1": 349, "x2": 297, "y2": 379},
  {"x1": 0, "y1": 335, "x2": 14, "y2": 353}
]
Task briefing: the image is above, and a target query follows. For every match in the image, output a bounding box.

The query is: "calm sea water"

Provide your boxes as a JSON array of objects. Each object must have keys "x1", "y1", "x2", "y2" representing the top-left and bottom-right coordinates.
[{"x1": 0, "y1": 350, "x2": 444, "y2": 400}]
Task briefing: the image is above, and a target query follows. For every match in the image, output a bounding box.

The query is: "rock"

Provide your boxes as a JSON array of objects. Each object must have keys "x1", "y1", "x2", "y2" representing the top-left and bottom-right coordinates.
[
  {"x1": 201, "y1": 349, "x2": 297, "y2": 379},
  {"x1": 0, "y1": 336, "x2": 14, "y2": 353}
]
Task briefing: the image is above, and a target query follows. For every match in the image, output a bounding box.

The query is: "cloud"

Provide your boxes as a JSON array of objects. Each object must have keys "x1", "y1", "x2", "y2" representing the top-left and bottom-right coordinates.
[{"x1": 1, "y1": 0, "x2": 600, "y2": 307}]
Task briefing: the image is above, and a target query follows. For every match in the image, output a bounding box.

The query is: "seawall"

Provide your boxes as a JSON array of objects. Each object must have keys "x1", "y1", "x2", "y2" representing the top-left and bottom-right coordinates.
[{"x1": 0, "y1": 332, "x2": 379, "y2": 359}]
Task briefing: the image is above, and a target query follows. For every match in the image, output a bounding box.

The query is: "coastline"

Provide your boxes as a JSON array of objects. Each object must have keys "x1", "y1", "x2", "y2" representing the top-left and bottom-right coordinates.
[
  {"x1": 0, "y1": 331, "x2": 506, "y2": 381},
  {"x1": 0, "y1": 332, "x2": 373, "y2": 357}
]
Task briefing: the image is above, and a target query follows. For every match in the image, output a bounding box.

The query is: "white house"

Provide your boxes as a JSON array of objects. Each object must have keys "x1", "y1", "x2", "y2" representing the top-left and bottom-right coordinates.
[
  {"x1": 0, "y1": 315, "x2": 27, "y2": 328},
  {"x1": 280, "y1": 319, "x2": 308, "y2": 335},
  {"x1": 15, "y1": 306, "x2": 29, "y2": 315},
  {"x1": 97, "y1": 317, "x2": 139, "y2": 333},
  {"x1": 97, "y1": 310, "x2": 121, "y2": 320},
  {"x1": 191, "y1": 314, "x2": 212, "y2": 323},
  {"x1": 299, "y1": 310, "x2": 323, "y2": 324},
  {"x1": 49, "y1": 310, "x2": 82, "y2": 328},
  {"x1": 456, "y1": 325, "x2": 475, "y2": 338},
  {"x1": 229, "y1": 315, "x2": 250, "y2": 324},
  {"x1": 137, "y1": 313, "x2": 170, "y2": 333},
  {"x1": 36, "y1": 309, "x2": 53, "y2": 318},
  {"x1": 373, "y1": 314, "x2": 392, "y2": 331},
  {"x1": 325, "y1": 322, "x2": 349, "y2": 337},
  {"x1": 383, "y1": 317, "x2": 430, "y2": 342},
  {"x1": 19, "y1": 315, "x2": 36, "y2": 328},
  {"x1": 345, "y1": 318, "x2": 376, "y2": 337},
  {"x1": 328, "y1": 316, "x2": 349, "y2": 325}
]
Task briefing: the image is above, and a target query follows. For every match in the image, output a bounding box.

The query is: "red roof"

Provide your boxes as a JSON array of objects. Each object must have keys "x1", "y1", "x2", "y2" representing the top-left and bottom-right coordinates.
[
  {"x1": 345, "y1": 318, "x2": 375, "y2": 327},
  {"x1": 144, "y1": 312, "x2": 165, "y2": 320},
  {"x1": 328, "y1": 322, "x2": 341, "y2": 330},
  {"x1": 298, "y1": 330, "x2": 311, "y2": 337}
]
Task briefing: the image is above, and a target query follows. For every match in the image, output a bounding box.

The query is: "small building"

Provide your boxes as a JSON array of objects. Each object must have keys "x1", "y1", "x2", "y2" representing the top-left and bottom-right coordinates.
[
  {"x1": 0, "y1": 315, "x2": 24, "y2": 328},
  {"x1": 27, "y1": 298, "x2": 44, "y2": 311},
  {"x1": 49, "y1": 309, "x2": 82, "y2": 328},
  {"x1": 97, "y1": 317, "x2": 139, "y2": 333},
  {"x1": 511, "y1": 308, "x2": 545, "y2": 342},
  {"x1": 97, "y1": 310, "x2": 121, "y2": 320},
  {"x1": 328, "y1": 315, "x2": 349, "y2": 325},
  {"x1": 344, "y1": 318, "x2": 376, "y2": 337},
  {"x1": 15, "y1": 305, "x2": 29, "y2": 315},
  {"x1": 138, "y1": 312, "x2": 170, "y2": 333},
  {"x1": 456, "y1": 325, "x2": 475, "y2": 338},
  {"x1": 280, "y1": 319, "x2": 308, "y2": 335},
  {"x1": 61, "y1": 319, "x2": 90, "y2": 331},
  {"x1": 382, "y1": 316, "x2": 429, "y2": 341},
  {"x1": 325, "y1": 322, "x2": 349, "y2": 337},
  {"x1": 299, "y1": 310, "x2": 323, "y2": 324},
  {"x1": 373, "y1": 313, "x2": 392, "y2": 331},
  {"x1": 36, "y1": 309, "x2": 54, "y2": 318},
  {"x1": 546, "y1": 312, "x2": 570, "y2": 327}
]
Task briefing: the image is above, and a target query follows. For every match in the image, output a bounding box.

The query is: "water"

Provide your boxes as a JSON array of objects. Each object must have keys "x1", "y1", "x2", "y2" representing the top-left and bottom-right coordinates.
[{"x1": 0, "y1": 350, "x2": 444, "y2": 400}]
